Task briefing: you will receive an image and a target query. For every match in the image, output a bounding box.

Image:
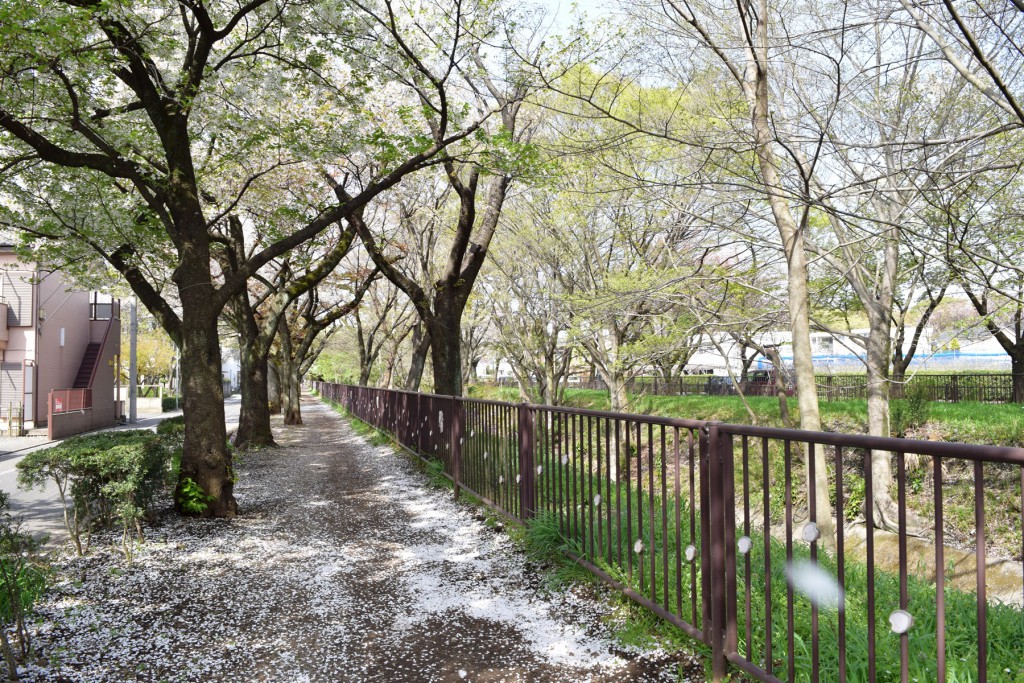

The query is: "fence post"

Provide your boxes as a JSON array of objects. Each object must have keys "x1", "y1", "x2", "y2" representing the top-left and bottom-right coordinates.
[
  {"x1": 451, "y1": 395, "x2": 463, "y2": 501},
  {"x1": 702, "y1": 422, "x2": 731, "y2": 681},
  {"x1": 698, "y1": 425, "x2": 713, "y2": 638},
  {"x1": 518, "y1": 402, "x2": 537, "y2": 520}
]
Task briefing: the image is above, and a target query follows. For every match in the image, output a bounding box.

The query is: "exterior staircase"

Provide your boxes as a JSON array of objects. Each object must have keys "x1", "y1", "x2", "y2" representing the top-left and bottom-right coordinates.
[{"x1": 73, "y1": 343, "x2": 101, "y2": 389}]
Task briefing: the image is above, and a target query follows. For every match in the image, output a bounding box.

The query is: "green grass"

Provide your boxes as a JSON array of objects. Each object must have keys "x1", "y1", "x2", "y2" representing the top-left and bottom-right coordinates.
[
  {"x1": 508, "y1": 388, "x2": 1024, "y2": 447},
  {"x1": 547, "y1": 464, "x2": 1024, "y2": 682}
]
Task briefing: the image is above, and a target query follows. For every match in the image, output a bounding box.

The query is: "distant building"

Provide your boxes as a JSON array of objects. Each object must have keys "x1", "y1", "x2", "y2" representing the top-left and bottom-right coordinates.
[{"x1": 0, "y1": 245, "x2": 121, "y2": 437}]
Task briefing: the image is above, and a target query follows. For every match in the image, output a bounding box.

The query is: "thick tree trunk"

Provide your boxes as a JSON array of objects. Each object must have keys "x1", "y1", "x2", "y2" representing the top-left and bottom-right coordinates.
[
  {"x1": 268, "y1": 362, "x2": 282, "y2": 415},
  {"x1": 282, "y1": 358, "x2": 303, "y2": 425},
  {"x1": 405, "y1": 326, "x2": 430, "y2": 391},
  {"x1": 175, "y1": 269, "x2": 236, "y2": 517},
  {"x1": 428, "y1": 311, "x2": 463, "y2": 396},
  {"x1": 234, "y1": 344, "x2": 276, "y2": 450},
  {"x1": 358, "y1": 360, "x2": 372, "y2": 387}
]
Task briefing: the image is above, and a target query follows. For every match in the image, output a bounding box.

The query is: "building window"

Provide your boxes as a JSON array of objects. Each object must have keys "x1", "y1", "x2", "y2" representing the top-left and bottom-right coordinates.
[{"x1": 812, "y1": 336, "x2": 834, "y2": 355}]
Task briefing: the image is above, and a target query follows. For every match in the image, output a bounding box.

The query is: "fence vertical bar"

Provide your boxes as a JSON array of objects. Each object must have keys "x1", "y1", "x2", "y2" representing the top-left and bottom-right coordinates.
[
  {"x1": 935, "y1": 456, "x2": 946, "y2": 682},
  {"x1": 518, "y1": 403, "x2": 536, "y2": 521},
  {"x1": 835, "y1": 445, "x2": 847, "y2": 683},
  {"x1": 451, "y1": 396, "x2": 462, "y2": 501},
  {"x1": 865, "y1": 447, "x2": 877, "y2": 682},
  {"x1": 699, "y1": 425, "x2": 712, "y2": 639},
  {"x1": 719, "y1": 428, "x2": 737, "y2": 657},
  {"x1": 975, "y1": 461, "x2": 987, "y2": 682}
]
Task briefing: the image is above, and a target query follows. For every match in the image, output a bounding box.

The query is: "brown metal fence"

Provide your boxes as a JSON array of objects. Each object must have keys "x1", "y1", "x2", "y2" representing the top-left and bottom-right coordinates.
[{"x1": 313, "y1": 381, "x2": 1024, "y2": 683}]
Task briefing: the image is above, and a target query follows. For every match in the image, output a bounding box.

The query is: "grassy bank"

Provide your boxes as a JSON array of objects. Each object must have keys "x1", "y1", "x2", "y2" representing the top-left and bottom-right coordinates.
[
  {"x1": 321, "y1": 390, "x2": 1024, "y2": 682},
  {"x1": 467, "y1": 386, "x2": 1024, "y2": 447}
]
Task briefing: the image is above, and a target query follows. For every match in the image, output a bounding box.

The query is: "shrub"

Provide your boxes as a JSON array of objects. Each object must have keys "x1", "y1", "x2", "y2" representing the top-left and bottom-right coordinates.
[
  {"x1": 0, "y1": 491, "x2": 47, "y2": 674},
  {"x1": 161, "y1": 395, "x2": 181, "y2": 412},
  {"x1": 156, "y1": 415, "x2": 185, "y2": 438},
  {"x1": 891, "y1": 383, "x2": 931, "y2": 438},
  {"x1": 17, "y1": 431, "x2": 174, "y2": 560}
]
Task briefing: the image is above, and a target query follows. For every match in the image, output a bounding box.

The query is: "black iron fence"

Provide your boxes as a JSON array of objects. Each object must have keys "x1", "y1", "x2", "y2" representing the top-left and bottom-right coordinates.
[
  {"x1": 313, "y1": 381, "x2": 1024, "y2": 683},
  {"x1": 486, "y1": 373, "x2": 1024, "y2": 403}
]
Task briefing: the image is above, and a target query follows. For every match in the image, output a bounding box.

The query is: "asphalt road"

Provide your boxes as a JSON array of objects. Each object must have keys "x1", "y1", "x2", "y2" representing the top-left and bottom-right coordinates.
[{"x1": 0, "y1": 395, "x2": 241, "y2": 545}]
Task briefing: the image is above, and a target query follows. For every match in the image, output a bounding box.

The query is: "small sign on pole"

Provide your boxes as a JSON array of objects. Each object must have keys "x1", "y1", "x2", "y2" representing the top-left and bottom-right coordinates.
[{"x1": 55, "y1": 398, "x2": 63, "y2": 413}]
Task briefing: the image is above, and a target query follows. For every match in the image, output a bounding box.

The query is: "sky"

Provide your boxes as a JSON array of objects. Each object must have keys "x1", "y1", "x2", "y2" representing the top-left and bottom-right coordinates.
[{"x1": 533, "y1": 0, "x2": 612, "y2": 31}]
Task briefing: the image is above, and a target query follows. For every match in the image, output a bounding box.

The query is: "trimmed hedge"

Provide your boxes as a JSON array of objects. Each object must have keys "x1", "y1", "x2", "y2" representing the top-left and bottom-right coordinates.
[{"x1": 17, "y1": 431, "x2": 176, "y2": 559}]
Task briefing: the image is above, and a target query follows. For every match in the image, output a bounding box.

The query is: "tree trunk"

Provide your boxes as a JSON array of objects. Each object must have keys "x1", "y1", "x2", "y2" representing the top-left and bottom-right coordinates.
[
  {"x1": 1014, "y1": 356, "x2": 1024, "y2": 403},
  {"x1": 428, "y1": 310, "x2": 463, "y2": 396},
  {"x1": 767, "y1": 346, "x2": 792, "y2": 428},
  {"x1": 175, "y1": 265, "x2": 236, "y2": 517},
  {"x1": 607, "y1": 372, "x2": 629, "y2": 413},
  {"x1": 268, "y1": 362, "x2": 282, "y2": 415},
  {"x1": 543, "y1": 367, "x2": 557, "y2": 406},
  {"x1": 891, "y1": 364, "x2": 907, "y2": 387},
  {"x1": 234, "y1": 343, "x2": 276, "y2": 450},
  {"x1": 865, "y1": 310, "x2": 900, "y2": 530},
  {"x1": 405, "y1": 325, "x2": 430, "y2": 391},
  {"x1": 357, "y1": 314, "x2": 373, "y2": 387},
  {"x1": 282, "y1": 358, "x2": 303, "y2": 425},
  {"x1": 358, "y1": 359, "x2": 373, "y2": 387},
  {"x1": 745, "y1": 39, "x2": 832, "y2": 549}
]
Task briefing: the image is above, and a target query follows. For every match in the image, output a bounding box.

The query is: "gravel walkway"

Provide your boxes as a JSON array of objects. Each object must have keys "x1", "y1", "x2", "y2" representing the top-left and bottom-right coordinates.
[{"x1": 21, "y1": 395, "x2": 702, "y2": 682}]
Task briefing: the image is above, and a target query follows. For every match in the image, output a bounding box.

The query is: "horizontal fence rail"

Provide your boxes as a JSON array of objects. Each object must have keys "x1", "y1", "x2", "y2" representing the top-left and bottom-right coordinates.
[
  {"x1": 483, "y1": 373, "x2": 1024, "y2": 403},
  {"x1": 313, "y1": 381, "x2": 1024, "y2": 683}
]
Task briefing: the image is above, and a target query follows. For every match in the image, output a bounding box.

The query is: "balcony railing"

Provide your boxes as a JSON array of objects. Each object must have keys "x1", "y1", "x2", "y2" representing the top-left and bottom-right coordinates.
[{"x1": 50, "y1": 388, "x2": 92, "y2": 414}]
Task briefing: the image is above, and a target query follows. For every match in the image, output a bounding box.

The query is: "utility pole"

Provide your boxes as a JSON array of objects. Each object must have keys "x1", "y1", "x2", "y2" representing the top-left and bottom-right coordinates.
[{"x1": 129, "y1": 298, "x2": 138, "y2": 423}]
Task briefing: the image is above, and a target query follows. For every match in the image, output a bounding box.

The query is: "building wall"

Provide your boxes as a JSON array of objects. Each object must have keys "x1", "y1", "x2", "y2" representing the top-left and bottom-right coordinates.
[
  {"x1": 90, "y1": 315, "x2": 121, "y2": 427},
  {"x1": 49, "y1": 409, "x2": 94, "y2": 440},
  {"x1": 35, "y1": 271, "x2": 93, "y2": 423},
  {"x1": 0, "y1": 251, "x2": 36, "y2": 420}
]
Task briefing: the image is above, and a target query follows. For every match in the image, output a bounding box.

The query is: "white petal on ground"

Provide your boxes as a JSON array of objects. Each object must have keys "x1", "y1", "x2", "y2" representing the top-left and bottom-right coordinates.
[{"x1": 20, "y1": 398, "x2": 698, "y2": 682}]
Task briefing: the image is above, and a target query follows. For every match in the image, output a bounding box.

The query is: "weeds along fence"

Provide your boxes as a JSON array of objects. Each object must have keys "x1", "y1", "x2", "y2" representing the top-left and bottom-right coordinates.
[
  {"x1": 494, "y1": 374, "x2": 1024, "y2": 403},
  {"x1": 312, "y1": 381, "x2": 1024, "y2": 683}
]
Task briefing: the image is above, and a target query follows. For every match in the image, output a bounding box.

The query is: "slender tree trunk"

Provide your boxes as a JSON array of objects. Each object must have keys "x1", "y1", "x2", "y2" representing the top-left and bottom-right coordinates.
[
  {"x1": 405, "y1": 325, "x2": 430, "y2": 391},
  {"x1": 175, "y1": 262, "x2": 236, "y2": 517},
  {"x1": 891, "y1": 361, "x2": 908, "y2": 388},
  {"x1": 865, "y1": 310, "x2": 900, "y2": 530},
  {"x1": 1014, "y1": 356, "x2": 1024, "y2": 403},
  {"x1": 357, "y1": 314, "x2": 373, "y2": 387},
  {"x1": 543, "y1": 367, "x2": 557, "y2": 406},
  {"x1": 745, "y1": 29, "x2": 832, "y2": 548},
  {"x1": 607, "y1": 372, "x2": 628, "y2": 413},
  {"x1": 767, "y1": 346, "x2": 792, "y2": 428}
]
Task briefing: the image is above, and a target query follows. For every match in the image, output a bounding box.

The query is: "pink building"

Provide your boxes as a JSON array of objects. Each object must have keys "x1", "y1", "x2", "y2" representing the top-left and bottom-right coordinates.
[{"x1": 0, "y1": 245, "x2": 121, "y2": 438}]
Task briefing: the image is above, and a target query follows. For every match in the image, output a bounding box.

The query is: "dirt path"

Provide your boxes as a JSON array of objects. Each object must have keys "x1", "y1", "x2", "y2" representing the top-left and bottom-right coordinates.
[{"x1": 23, "y1": 395, "x2": 699, "y2": 682}]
